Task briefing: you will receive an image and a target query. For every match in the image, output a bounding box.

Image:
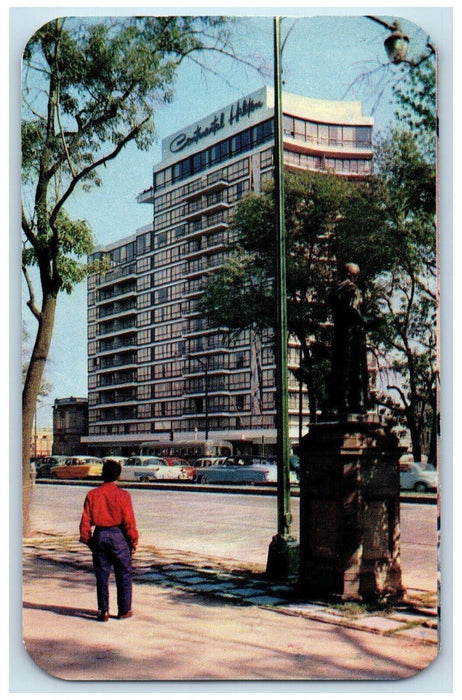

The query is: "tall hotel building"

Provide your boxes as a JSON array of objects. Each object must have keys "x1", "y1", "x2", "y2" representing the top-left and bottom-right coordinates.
[{"x1": 85, "y1": 86, "x2": 373, "y2": 455}]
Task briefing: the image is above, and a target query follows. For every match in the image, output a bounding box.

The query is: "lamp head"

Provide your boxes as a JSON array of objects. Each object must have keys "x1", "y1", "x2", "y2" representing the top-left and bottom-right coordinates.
[{"x1": 384, "y1": 22, "x2": 409, "y2": 63}]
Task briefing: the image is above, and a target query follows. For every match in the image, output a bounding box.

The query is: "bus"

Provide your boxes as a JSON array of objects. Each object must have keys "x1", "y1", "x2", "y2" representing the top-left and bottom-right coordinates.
[{"x1": 139, "y1": 439, "x2": 233, "y2": 461}]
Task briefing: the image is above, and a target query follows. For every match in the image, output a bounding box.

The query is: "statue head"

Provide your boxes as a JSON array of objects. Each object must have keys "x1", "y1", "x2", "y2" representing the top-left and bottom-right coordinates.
[{"x1": 344, "y1": 263, "x2": 360, "y2": 282}]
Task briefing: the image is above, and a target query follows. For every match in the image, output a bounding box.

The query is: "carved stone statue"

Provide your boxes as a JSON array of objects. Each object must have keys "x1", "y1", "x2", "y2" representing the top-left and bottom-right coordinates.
[{"x1": 329, "y1": 263, "x2": 371, "y2": 415}]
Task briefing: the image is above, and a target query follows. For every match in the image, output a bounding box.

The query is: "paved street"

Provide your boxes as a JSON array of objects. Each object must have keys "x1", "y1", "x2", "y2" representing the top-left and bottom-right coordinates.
[{"x1": 30, "y1": 483, "x2": 438, "y2": 591}]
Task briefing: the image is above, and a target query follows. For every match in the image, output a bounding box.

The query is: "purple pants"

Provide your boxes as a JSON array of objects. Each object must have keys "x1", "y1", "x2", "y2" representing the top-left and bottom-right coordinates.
[{"x1": 91, "y1": 526, "x2": 132, "y2": 615}]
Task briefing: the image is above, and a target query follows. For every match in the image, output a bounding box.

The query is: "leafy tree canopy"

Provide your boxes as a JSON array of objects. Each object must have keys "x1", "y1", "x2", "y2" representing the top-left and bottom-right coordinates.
[
  {"x1": 21, "y1": 16, "x2": 235, "y2": 299},
  {"x1": 393, "y1": 56, "x2": 437, "y2": 161},
  {"x1": 21, "y1": 15, "x2": 240, "y2": 535}
]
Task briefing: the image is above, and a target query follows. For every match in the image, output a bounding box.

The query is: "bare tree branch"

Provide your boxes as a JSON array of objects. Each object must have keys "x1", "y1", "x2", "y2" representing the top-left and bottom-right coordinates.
[
  {"x1": 49, "y1": 116, "x2": 150, "y2": 227},
  {"x1": 22, "y1": 263, "x2": 41, "y2": 322}
]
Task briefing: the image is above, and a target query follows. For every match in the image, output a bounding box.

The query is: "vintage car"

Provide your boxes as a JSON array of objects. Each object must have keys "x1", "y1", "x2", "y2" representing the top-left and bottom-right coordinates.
[
  {"x1": 163, "y1": 457, "x2": 195, "y2": 480},
  {"x1": 120, "y1": 456, "x2": 184, "y2": 482},
  {"x1": 50, "y1": 456, "x2": 103, "y2": 479},
  {"x1": 399, "y1": 462, "x2": 437, "y2": 492},
  {"x1": 194, "y1": 456, "x2": 278, "y2": 485},
  {"x1": 35, "y1": 455, "x2": 68, "y2": 478}
]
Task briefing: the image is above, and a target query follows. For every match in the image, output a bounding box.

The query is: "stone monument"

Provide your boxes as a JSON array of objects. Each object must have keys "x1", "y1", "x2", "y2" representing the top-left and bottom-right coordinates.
[{"x1": 298, "y1": 264, "x2": 405, "y2": 602}]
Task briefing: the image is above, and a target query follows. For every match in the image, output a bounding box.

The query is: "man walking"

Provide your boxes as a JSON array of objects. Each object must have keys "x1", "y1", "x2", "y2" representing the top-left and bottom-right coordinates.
[{"x1": 79, "y1": 459, "x2": 139, "y2": 622}]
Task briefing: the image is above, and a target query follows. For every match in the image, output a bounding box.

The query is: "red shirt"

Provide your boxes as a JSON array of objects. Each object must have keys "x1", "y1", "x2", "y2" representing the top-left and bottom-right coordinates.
[{"x1": 79, "y1": 481, "x2": 139, "y2": 548}]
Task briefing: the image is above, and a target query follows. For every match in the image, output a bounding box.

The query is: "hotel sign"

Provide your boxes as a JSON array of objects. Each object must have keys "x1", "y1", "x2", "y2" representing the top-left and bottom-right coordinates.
[{"x1": 168, "y1": 96, "x2": 265, "y2": 155}]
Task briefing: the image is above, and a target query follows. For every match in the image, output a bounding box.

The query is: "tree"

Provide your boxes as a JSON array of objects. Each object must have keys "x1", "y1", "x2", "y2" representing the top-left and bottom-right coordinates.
[
  {"x1": 199, "y1": 171, "x2": 362, "y2": 421},
  {"x1": 368, "y1": 129, "x2": 437, "y2": 462},
  {"x1": 200, "y1": 130, "x2": 436, "y2": 457},
  {"x1": 21, "y1": 15, "x2": 241, "y2": 535}
]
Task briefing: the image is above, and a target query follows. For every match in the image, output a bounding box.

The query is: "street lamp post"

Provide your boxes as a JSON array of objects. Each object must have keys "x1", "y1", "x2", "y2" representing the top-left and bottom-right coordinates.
[{"x1": 266, "y1": 16, "x2": 299, "y2": 580}]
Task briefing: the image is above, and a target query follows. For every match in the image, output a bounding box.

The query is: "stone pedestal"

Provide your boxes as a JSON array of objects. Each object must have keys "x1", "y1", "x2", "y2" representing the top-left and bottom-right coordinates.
[{"x1": 298, "y1": 415, "x2": 405, "y2": 603}]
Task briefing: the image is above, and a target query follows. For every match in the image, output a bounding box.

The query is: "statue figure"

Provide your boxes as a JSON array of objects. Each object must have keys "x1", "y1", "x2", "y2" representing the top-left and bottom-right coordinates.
[{"x1": 329, "y1": 263, "x2": 371, "y2": 416}]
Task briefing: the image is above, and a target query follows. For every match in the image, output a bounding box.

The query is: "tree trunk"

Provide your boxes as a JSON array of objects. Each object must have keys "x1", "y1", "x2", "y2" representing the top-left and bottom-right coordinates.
[
  {"x1": 407, "y1": 407, "x2": 422, "y2": 463},
  {"x1": 427, "y1": 408, "x2": 438, "y2": 467},
  {"x1": 22, "y1": 293, "x2": 57, "y2": 537}
]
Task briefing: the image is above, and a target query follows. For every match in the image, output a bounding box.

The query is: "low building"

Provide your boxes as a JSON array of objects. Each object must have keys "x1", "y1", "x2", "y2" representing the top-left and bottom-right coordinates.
[
  {"x1": 31, "y1": 428, "x2": 53, "y2": 459},
  {"x1": 52, "y1": 397, "x2": 89, "y2": 456}
]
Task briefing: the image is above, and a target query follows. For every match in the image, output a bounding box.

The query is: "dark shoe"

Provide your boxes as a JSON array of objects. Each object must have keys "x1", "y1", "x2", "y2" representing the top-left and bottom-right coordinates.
[
  {"x1": 97, "y1": 611, "x2": 109, "y2": 622},
  {"x1": 117, "y1": 610, "x2": 133, "y2": 620}
]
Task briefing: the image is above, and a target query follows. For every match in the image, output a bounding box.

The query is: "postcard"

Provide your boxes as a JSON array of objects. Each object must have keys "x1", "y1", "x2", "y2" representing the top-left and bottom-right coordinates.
[{"x1": 14, "y1": 6, "x2": 450, "y2": 692}]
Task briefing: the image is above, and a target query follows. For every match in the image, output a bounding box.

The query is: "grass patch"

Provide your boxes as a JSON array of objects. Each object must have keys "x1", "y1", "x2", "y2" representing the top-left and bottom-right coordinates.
[
  {"x1": 330, "y1": 601, "x2": 395, "y2": 618},
  {"x1": 404, "y1": 590, "x2": 438, "y2": 609}
]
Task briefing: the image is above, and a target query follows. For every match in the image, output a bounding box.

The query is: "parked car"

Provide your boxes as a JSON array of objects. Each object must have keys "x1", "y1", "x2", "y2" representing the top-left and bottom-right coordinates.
[
  {"x1": 193, "y1": 457, "x2": 228, "y2": 469},
  {"x1": 162, "y1": 457, "x2": 195, "y2": 480},
  {"x1": 120, "y1": 456, "x2": 183, "y2": 482},
  {"x1": 35, "y1": 455, "x2": 68, "y2": 478},
  {"x1": 265, "y1": 456, "x2": 299, "y2": 485},
  {"x1": 50, "y1": 456, "x2": 103, "y2": 480},
  {"x1": 195, "y1": 456, "x2": 278, "y2": 485},
  {"x1": 399, "y1": 462, "x2": 437, "y2": 493}
]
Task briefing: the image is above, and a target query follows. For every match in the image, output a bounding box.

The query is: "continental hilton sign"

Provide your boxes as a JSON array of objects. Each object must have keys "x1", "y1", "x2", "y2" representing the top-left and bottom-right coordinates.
[{"x1": 162, "y1": 87, "x2": 273, "y2": 162}]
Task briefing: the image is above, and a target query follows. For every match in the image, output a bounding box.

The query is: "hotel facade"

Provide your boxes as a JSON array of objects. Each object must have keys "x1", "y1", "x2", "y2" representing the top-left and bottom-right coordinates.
[{"x1": 83, "y1": 86, "x2": 373, "y2": 456}]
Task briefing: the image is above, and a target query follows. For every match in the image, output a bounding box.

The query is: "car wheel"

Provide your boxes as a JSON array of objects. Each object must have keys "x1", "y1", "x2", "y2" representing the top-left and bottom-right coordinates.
[
  {"x1": 415, "y1": 482, "x2": 427, "y2": 493},
  {"x1": 51, "y1": 472, "x2": 57, "y2": 479},
  {"x1": 201, "y1": 475, "x2": 209, "y2": 484}
]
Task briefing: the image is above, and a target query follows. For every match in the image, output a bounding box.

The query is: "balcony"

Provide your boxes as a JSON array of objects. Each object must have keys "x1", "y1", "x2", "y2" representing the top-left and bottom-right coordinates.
[
  {"x1": 98, "y1": 372, "x2": 136, "y2": 388},
  {"x1": 98, "y1": 353, "x2": 137, "y2": 371},
  {"x1": 182, "y1": 176, "x2": 229, "y2": 202},
  {"x1": 97, "y1": 262, "x2": 137, "y2": 287},
  {"x1": 97, "y1": 318, "x2": 137, "y2": 338},
  {"x1": 98, "y1": 391, "x2": 137, "y2": 405},
  {"x1": 98, "y1": 302, "x2": 137, "y2": 320},
  {"x1": 183, "y1": 198, "x2": 230, "y2": 222},
  {"x1": 184, "y1": 219, "x2": 229, "y2": 240},
  {"x1": 137, "y1": 186, "x2": 155, "y2": 205},
  {"x1": 98, "y1": 283, "x2": 137, "y2": 304},
  {"x1": 182, "y1": 232, "x2": 227, "y2": 260},
  {"x1": 99, "y1": 407, "x2": 138, "y2": 421},
  {"x1": 99, "y1": 337, "x2": 137, "y2": 355}
]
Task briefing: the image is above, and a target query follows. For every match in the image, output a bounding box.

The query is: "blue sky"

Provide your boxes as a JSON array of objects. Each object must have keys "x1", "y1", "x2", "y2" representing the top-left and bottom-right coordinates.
[{"x1": 14, "y1": 6, "x2": 450, "y2": 428}]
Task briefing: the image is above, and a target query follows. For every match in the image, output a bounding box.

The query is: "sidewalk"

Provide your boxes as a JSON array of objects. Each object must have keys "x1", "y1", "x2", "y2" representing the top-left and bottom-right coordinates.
[{"x1": 22, "y1": 535, "x2": 439, "y2": 682}]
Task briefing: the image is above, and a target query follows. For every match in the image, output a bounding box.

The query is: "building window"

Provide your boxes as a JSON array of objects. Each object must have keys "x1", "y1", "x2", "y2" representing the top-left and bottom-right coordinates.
[
  {"x1": 137, "y1": 366, "x2": 151, "y2": 382},
  {"x1": 138, "y1": 404, "x2": 152, "y2": 418},
  {"x1": 138, "y1": 347, "x2": 152, "y2": 364},
  {"x1": 356, "y1": 126, "x2": 372, "y2": 146},
  {"x1": 136, "y1": 232, "x2": 152, "y2": 255},
  {"x1": 137, "y1": 311, "x2": 152, "y2": 327},
  {"x1": 137, "y1": 329, "x2": 151, "y2": 345},
  {"x1": 155, "y1": 287, "x2": 169, "y2": 305},
  {"x1": 137, "y1": 256, "x2": 152, "y2": 274},
  {"x1": 138, "y1": 292, "x2": 152, "y2": 309}
]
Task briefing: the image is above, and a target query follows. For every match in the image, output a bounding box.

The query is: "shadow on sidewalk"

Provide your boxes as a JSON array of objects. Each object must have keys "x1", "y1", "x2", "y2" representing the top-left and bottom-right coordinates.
[{"x1": 24, "y1": 601, "x2": 98, "y2": 621}]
